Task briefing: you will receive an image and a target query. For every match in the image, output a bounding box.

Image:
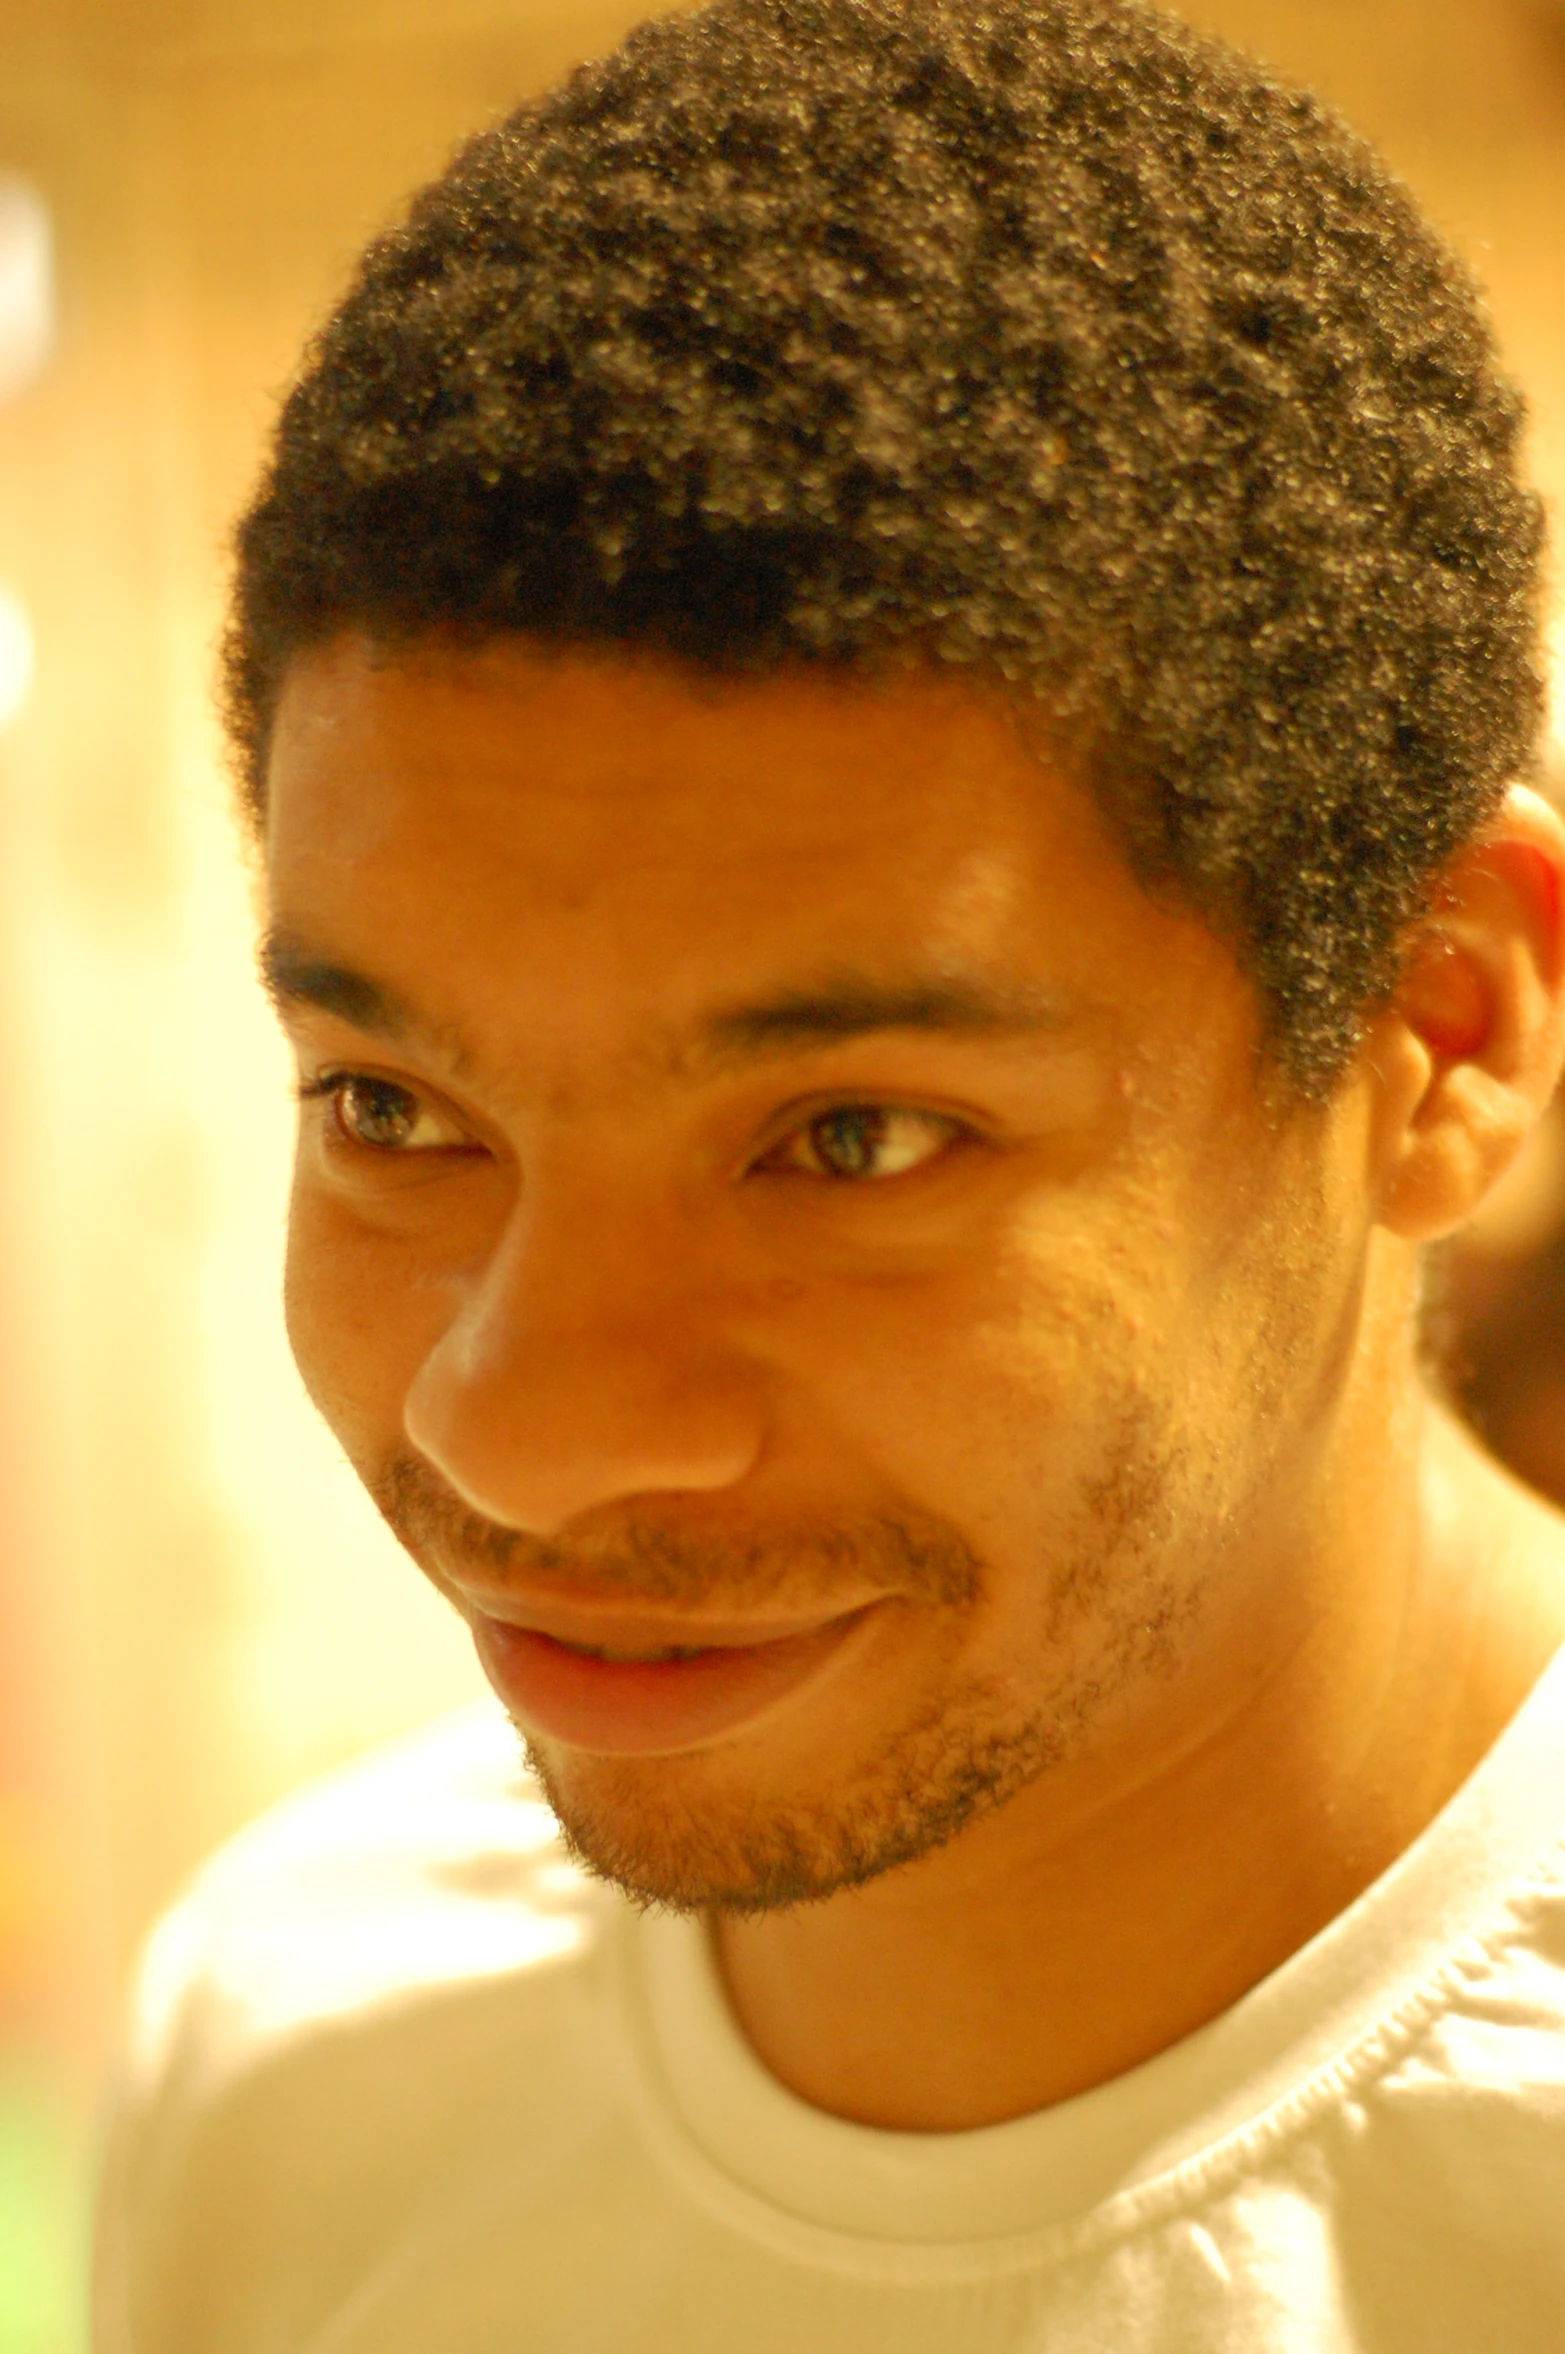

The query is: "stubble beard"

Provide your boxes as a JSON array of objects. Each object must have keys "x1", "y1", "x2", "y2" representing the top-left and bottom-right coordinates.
[
  {"x1": 521, "y1": 1655, "x2": 1065, "y2": 1917},
  {"x1": 370, "y1": 1420, "x2": 1197, "y2": 1918}
]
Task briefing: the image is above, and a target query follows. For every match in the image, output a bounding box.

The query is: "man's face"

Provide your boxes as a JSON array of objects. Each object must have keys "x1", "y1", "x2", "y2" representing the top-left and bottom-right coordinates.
[{"x1": 265, "y1": 636, "x2": 1374, "y2": 1911}]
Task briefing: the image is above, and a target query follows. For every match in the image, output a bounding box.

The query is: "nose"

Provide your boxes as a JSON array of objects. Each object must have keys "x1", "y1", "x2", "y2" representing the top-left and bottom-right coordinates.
[{"x1": 402, "y1": 1190, "x2": 766, "y2": 1537}]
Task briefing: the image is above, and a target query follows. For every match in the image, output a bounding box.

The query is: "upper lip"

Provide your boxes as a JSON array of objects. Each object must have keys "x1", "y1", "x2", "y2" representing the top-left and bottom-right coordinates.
[{"x1": 450, "y1": 1585, "x2": 881, "y2": 1656}]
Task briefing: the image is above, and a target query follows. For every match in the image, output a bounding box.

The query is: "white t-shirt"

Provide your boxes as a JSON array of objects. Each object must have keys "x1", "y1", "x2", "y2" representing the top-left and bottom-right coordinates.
[{"x1": 95, "y1": 1644, "x2": 1565, "y2": 2352}]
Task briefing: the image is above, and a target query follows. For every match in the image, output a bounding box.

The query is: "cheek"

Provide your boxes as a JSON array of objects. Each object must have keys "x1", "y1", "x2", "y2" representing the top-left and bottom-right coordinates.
[
  {"x1": 282, "y1": 1144, "x2": 517, "y2": 1449},
  {"x1": 282, "y1": 1176, "x2": 443, "y2": 1456},
  {"x1": 774, "y1": 1209, "x2": 1194, "y2": 1527}
]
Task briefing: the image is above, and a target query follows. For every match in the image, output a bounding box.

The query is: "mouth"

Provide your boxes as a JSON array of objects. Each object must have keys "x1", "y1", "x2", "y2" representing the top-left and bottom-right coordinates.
[
  {"x1": 459, "y1": 1592, "x2": 885, "y2": 1757},
  {"x1": 546, "y1": 1637, "x2": 720, "y2": 1664}
]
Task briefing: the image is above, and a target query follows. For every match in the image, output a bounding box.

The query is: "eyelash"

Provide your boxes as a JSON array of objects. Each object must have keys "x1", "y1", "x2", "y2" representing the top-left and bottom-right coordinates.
[
  {"x1": 759, "y1": 1102, "x2": 968, "y2": 1181},
  {"x1": 295, "y1": 1071, "x2": 459, "y2": 1155},
  {"x1": 297, "y1": 1071, "x2": 374, "y2": 1112},
  {"x1": 297, "y1": 1071, "x2": 971, "y2": 1183}
]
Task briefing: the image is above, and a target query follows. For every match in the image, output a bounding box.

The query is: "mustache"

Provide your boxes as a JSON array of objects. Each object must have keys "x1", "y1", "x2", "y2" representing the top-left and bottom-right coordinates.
[{"x1": 369, "y1": 1448, "x2": 984, "y2": 1611}]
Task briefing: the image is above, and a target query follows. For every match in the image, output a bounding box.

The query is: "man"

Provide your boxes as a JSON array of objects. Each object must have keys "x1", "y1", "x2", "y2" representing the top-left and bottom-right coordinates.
[{"x1": 95, "y1": 0, "x2": 1565, "y2": 2345}]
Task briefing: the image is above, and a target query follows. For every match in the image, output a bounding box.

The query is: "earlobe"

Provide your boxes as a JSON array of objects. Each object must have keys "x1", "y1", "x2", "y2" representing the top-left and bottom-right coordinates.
[{"x1": 1373, "y1": 786, "x2": 1565, "y2": 1244}]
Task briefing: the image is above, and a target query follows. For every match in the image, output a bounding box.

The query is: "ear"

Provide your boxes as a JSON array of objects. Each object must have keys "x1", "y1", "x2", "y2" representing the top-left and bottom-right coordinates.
[{"x1": 1370, "y1": 785, "x2": 1565, "y2": 1243}]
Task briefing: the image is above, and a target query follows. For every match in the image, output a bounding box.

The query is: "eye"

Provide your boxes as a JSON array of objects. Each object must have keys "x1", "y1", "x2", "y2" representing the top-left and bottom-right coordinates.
[
  {"x1": 768, "y1": 1104, "x2": 964, "y2": 1181},
  {"x1": 303, "y1": 1072, "x2": 468, "y2": 1154}
]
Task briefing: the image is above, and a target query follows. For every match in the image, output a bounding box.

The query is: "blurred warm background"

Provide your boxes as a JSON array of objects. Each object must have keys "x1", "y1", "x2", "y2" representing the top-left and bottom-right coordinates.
[{"x1": 0, "y1": 0, "x2": 1563, "y2": 2343}]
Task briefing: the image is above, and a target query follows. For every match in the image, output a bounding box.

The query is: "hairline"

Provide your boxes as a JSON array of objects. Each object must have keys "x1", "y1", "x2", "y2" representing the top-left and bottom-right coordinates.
[{"x1": 248, "y1": 615, "x2": 1346, "y2": 1111}]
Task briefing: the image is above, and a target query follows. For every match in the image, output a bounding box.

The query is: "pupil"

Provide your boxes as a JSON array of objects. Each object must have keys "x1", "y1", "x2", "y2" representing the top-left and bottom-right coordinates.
[
  {"x1": 344, "y1": 1079, "x2": 414, "y2": 1147},
  {"x1": 815, "y1": 1107, "x2": 885, "y2": 1177}
]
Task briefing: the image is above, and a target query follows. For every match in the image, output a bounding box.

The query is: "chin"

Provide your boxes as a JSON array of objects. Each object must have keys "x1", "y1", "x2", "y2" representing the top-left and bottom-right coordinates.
[{"x1": 516, "y1": 1686, "x2": 1061, "y2": 1915}]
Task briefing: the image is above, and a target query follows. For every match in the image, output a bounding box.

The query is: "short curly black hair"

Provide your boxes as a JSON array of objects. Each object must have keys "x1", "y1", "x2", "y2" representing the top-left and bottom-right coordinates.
[{"x1": 227, "y1": 0, "x2": 1546, "y2": 1093}]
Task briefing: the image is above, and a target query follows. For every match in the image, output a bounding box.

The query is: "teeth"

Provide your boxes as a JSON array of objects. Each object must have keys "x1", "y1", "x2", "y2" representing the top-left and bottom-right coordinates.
[{"x1": 558, "y1": 1639, "x2": 705, "y2": 1665}]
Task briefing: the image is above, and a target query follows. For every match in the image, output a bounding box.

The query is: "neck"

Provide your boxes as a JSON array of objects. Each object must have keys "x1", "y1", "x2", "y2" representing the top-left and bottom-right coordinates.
[{"x1": 714, "y1": 1399, "x2": 1565, "y2": 2132}]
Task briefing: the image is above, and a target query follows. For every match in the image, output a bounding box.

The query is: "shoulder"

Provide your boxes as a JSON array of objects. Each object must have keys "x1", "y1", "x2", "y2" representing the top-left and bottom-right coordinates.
[
  {"x1": 96, "y1": 1709, "x2": 628, "y2": 2352},
  {"x1": 125, "y1": 1703, "x2": 601, "y2": 2066}
]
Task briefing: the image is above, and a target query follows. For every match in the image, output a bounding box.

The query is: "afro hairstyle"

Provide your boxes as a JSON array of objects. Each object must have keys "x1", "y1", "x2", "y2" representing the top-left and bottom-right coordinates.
[{"x1": 226, "y1": 0, "x2": 1547, "y2": 1093}]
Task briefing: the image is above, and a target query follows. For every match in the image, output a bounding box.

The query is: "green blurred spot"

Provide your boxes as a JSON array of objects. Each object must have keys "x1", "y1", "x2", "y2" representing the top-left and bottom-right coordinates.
[{"x1": 0, "y1": 2058, "x2": 86, "y2": 2354}]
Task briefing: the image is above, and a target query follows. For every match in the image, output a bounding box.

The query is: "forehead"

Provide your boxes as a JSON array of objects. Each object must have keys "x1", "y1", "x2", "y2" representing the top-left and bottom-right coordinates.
[
  {"x1": 262, "y1": 633, "x2": 1247, "y2": 1079},
  {"x1": 269, "y1": 634, "x2": 1075, "y2": 872}
]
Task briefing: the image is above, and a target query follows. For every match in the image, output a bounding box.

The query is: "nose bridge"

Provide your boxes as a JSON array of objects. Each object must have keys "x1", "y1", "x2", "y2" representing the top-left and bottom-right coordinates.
[{"x1": 402, "y1": 1163, "x2": 765, "y2": 1536}]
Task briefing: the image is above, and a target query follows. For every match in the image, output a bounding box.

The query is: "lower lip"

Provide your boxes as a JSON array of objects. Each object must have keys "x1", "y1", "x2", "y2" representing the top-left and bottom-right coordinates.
[{"x1": 471, "y1": 1609, "x2": 873, "y2": 1755}]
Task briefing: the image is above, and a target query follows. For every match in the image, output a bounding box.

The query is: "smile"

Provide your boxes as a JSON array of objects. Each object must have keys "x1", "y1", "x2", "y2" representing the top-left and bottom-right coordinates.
[
  {"x1": 551, "y1": 1638, "x2": 711, "y2": 1664},
  {"x1": 466, "y1": 1602, "x2": 883, "y2": 1757}
]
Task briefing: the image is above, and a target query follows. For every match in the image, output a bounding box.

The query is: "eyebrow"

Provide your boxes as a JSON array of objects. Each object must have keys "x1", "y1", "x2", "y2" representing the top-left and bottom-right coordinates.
[
  {"x1": 692, "y1": 977, "x2": 1070, "y2": 1067},
  {"x1": 259, "y1": 930, "x2": 1070, "y2": 1082},
  {"x1": 261, "y1": 934, "x2": 416, "y2": 1039}
]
